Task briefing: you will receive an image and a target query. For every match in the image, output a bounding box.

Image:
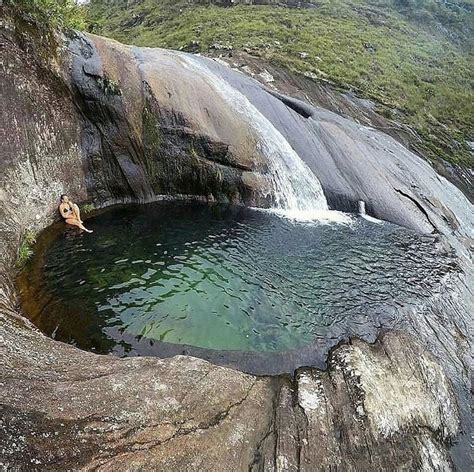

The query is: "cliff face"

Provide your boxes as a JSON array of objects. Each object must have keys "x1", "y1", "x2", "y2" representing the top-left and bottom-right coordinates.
[
  {"x1": 1, "y1": 10, "x2": 473, "y2": 470},
  {"x1": 1, "y1": 15, "x2": 85, "y2": 266},
  {"x1": 69, "y1": 33, "x2": 275, "y2": 206}
]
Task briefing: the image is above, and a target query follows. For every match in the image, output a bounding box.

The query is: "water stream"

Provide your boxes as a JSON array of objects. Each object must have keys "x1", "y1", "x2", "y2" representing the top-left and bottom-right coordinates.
[{"x1": 180, "y1": 54, "x2": 331, "y2": 220}]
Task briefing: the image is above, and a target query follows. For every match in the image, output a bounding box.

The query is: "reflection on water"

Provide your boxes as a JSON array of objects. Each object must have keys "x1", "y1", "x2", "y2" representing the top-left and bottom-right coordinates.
[{"x1": 18, "y1": 202, "x2": 456, "y2": 356}]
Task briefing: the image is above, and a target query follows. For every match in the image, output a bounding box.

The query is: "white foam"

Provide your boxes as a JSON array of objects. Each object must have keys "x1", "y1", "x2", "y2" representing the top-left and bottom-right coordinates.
[
  {"x1": 361, "y1": 214, "x2": 384, "y2": 225},
  {"x1": 256, "y1": 207, "x2": 353, "y2": 225}
]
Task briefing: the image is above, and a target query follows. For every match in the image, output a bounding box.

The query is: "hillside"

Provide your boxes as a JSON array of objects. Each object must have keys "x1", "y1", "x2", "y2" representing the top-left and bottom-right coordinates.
[{"x1": 86, "y1": 0, "x2": 473, "y2": 169}]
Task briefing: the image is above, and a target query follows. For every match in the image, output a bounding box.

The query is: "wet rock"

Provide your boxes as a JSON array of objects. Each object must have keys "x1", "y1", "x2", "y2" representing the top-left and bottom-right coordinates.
[
  {"x1": 284, "y1": 333, "x2": 459, "y2": 471},
  {"x1": 241, "y1": 171, "x2": 271, "y2": 195}
]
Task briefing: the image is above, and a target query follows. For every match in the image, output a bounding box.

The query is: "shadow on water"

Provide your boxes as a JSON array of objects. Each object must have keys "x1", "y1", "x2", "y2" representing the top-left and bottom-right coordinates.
[{"x1": 17, "y1": 201, "x2": 458, "y2": 375}]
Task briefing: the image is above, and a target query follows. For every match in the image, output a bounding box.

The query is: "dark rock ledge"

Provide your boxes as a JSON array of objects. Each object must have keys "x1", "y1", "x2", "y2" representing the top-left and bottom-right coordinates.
[{"x1": 1, "y1": 10, "x2": 472, "y2": 471}]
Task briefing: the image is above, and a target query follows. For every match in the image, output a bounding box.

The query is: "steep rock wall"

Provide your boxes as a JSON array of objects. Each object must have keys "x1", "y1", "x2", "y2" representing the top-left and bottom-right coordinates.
[
  {"x1": 214, "y1": 52, "x2": 474, "y2": 202},
  {"x1": 68, "y1": 32, "x2": 270, "y2": 207}
]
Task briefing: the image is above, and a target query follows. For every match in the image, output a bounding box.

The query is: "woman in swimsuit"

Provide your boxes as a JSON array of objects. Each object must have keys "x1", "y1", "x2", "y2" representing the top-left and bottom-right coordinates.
[{"x1": 59, "y1": 195, "x2": 93, "y2": 233}]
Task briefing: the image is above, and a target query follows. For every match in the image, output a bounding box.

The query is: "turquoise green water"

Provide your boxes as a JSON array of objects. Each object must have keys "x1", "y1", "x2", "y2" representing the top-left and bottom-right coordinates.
[{"x1": 19, "y1": 202, "x2": 453, "y2": 355}]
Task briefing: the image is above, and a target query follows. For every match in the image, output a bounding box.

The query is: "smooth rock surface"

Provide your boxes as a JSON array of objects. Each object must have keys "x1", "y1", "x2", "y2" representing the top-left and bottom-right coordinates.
[
  {"x1": 0, "y1": 315, "x2": 461, "y2": 470},
  {"x1": 217, "y1": 52, "x2": 474, "y2": 202}
]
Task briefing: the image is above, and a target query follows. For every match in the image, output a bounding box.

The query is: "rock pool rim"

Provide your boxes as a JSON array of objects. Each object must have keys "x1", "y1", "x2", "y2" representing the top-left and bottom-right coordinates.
[
  {"x1": 88, "y1": 329, "x2": 381, "y2": 376},
  {"x1": 16, "y1": 200, "x2": 452, "y2": 376}
]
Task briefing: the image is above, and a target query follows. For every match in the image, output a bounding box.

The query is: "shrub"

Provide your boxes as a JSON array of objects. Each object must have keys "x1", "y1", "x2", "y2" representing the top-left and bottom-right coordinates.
[
  {"x1": 7, "y1": 0, "x2": 87, "y2": 30},
  {"x1": 17, "y1": 229, "x2": 36, "y2": 267},
  {"x1": 81, "y1": 202, "x2": 96, "y2": 215}
]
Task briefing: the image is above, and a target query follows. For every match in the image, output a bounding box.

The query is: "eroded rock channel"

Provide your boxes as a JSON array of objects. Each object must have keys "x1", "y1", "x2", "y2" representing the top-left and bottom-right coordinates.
[{"x1": 1, "y1": 10, "x2": 472, "y2": 471}]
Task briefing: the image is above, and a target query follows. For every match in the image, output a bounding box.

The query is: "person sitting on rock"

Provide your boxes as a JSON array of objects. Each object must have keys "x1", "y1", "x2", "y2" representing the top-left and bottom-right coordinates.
[{"x1": 59, "y1": 195, "x2": 93, "y2": 233}]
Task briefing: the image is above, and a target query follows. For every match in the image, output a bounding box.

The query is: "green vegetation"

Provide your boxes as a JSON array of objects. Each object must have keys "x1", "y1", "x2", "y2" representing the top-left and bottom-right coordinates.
[
  {"x1": 96, "y1": 75, "x2": 122, "y2": 95},
  {"x1": 17, "y1": 229, "x2": 36, "y2": 267},
  {"x1": 81, "y1": 202, "x2": 96, "y2": 215},
  {"x1": 87, "y1": 0, "x2": 473, "y2": 166},
  {"x1": 8, "y1": 0, "x2": 87, "y2": 30},
  {"x1": 189, "y1": 142, "x2": 199, "y2": 159}
]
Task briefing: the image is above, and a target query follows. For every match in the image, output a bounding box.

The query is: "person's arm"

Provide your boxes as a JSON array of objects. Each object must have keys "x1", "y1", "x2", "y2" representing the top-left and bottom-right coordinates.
[
  {"x1": 70, "y1": 202, "x2": 81, "y2": 220},
  {"x1": 60, "y1": 203, "x2": 73, "y2": 219}
]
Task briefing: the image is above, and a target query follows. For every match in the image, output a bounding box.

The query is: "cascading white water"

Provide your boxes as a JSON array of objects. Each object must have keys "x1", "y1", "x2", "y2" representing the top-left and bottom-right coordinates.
[{"x1": 180, "y1": 55, "x2": 333, "y2": 220}]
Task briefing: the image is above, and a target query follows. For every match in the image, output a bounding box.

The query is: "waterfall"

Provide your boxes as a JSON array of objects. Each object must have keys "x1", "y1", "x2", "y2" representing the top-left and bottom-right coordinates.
[
  {"x1": 180, "y1": 55, "x2": 330, "y2": 218},
  {"x1": 358, "y1": 199, "x2": 383, "y2": 224}
]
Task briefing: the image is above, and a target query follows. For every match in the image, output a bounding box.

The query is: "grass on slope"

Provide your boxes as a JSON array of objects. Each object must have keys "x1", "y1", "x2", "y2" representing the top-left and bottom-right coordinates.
[
  {"x1": 7, "y1": 0, "x2": 87, "y2": 30},
  {"x1": 87, "y1": 0, "x2": 473, "y2": 166}
]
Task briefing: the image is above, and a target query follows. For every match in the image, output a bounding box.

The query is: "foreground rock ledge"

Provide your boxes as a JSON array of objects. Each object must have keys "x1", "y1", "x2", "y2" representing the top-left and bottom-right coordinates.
[{"x1": 0, "y1": 310, "x2": 459, "y2": 471}]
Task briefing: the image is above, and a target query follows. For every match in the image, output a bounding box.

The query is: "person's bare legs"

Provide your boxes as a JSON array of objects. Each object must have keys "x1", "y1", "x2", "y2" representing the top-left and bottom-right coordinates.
[
  {"x1": 72, "y1": 203, "x2": 83, "y2": 223},
  {"x1": 66, "y1": 218, "x2": 93, "y2": 233}
]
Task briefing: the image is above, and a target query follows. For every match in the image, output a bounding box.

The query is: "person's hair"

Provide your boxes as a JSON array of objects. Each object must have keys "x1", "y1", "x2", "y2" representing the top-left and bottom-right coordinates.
[{"x1": 60, "y1": 194, "x2": 67, "y2": 201}]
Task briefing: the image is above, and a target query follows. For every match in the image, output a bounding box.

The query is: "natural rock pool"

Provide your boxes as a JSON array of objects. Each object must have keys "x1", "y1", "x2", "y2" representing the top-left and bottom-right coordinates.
[{"x1": 18, "y1": 202, "x2": 456, "y2": 372}]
